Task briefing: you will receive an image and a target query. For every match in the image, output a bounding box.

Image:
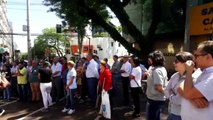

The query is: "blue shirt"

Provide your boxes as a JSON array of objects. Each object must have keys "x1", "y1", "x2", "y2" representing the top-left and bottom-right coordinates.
[
  {"x1": 66, "y1": 68, "x2": 77, "y2": 89},
  {"x1": 140, "y1": 64, "x2": 147, "y2": 76}
]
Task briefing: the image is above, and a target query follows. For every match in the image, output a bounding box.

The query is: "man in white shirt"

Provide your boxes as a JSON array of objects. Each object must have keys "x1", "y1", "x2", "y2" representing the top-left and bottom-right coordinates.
[
  {"x1": 120, "y1": 55, "x2": 131, "y2": 105},
  {"x1": 86, "y1": 53, "x2": 99, "y2": 106},
  {"x1": 181, "y1": 41, "x2": 213, "y2": 120},
  {"x1": 51, "y1": 57, "x2": 62, "y2": 102}
]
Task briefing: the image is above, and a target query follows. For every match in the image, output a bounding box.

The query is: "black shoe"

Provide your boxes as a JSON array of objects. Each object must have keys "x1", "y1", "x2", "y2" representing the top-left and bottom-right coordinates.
[
  {"x1": 41, "y1": 108, "x2": 49, "y2": 112},
  {"x1": 132, "y1": 113, "x2": 140, "y2": 118}
]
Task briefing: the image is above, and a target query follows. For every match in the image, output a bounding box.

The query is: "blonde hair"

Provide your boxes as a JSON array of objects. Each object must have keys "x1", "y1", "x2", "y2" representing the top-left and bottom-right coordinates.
[
  {"x1": 100, "y1": 60, "x2": 107, "y2": 68},
  {"x1": 67, "y1": 60, "x2": 75, "y2": 66}
]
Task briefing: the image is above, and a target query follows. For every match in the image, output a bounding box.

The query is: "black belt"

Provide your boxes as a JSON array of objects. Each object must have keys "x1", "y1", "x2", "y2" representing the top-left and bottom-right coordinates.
[{"x1": 53, "y1": 76, "x2": 60, "y2": 78}]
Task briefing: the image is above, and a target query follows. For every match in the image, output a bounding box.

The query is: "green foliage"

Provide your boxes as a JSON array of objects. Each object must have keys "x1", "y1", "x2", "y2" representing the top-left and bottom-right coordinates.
[
  {"x1": 93, "y1": 32, "x2": 109, "y2": 37},
  {"x1": 43, "y1": 0, "x2": 186, "y2": 58},
  {"x1": 142, "y1": 0, "x2": 185, "y2": 35},
  {"x1": 20, "y1": 53, "x2": 28, "y2": 60},
  {"x1": 156, "y1": 0, "x2": 185, "y2": 33},
  {"x1": 32, "y1": 28, "x2": 69, "y2": 59}
]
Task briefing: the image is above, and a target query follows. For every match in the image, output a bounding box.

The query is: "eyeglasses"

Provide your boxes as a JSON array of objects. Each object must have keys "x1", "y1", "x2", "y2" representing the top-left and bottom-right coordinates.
[{"x1": 194, "y1": 53, "x2": 208, "y2": 58}]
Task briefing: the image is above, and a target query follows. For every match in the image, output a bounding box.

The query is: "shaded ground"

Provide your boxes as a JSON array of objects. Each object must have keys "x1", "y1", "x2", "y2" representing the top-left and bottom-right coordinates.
[{"x1": 0, "y1": 81, "x2": 168, "y2": 120}]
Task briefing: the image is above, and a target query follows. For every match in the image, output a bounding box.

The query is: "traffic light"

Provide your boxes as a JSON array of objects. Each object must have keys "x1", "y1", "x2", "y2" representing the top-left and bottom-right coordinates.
[{"x1": 56, "y1": 24, "x2": 62, "y2": 33}]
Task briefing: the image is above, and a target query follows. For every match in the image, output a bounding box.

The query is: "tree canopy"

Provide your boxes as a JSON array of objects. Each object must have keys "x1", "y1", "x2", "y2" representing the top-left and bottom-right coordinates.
[
  {"x1": 43, "y1": 0, "x2": 186, "y2": 58},
  {"x1": 32, "y1": 28, "x2": 70, "y2": 59}
]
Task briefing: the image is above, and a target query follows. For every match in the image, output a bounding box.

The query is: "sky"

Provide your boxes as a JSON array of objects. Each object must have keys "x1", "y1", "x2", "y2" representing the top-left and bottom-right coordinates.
[
  {"x1": 7, "y1": 0, "x2": 62, "y2": 53},
  {"x1": 6, "y1": 0, "x2": 120, "y2": 53}
]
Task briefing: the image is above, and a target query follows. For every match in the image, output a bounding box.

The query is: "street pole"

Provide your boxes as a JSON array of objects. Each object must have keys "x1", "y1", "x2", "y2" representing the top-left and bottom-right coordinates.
[
  {"x1": 11, "y1": 24, "x2": 14, "y2": 61},
  {"x1": 26, "y1": 0, "x2": 31, "y2": 60},
  {"x1": 183, "y1": 0, "x2": 191, "y2": 51},
  {"x1": 88, "y1": 38, "x2": 90, "y2": 53}
]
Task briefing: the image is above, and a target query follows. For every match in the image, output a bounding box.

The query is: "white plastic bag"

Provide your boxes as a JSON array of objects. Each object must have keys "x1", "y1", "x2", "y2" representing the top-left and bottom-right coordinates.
[{"x1": 101, "y1": 90, "x2": 111, "y2": 119}]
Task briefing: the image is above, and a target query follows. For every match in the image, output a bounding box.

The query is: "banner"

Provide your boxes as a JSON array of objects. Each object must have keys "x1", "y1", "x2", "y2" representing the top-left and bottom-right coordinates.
[{"x1": 189, "y1": 2, "x2": 213, "y2": 35}]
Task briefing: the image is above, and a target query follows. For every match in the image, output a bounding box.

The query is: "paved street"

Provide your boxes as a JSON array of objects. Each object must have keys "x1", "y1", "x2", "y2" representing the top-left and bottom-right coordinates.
[{"x1": 0, "y1": 93, "x2": 168, "y2": 120}]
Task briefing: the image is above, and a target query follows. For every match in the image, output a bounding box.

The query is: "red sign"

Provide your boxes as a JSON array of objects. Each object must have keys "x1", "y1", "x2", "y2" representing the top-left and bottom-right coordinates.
[{"x1": 71, "y1": 45, "x2": 93, "y2": 54}]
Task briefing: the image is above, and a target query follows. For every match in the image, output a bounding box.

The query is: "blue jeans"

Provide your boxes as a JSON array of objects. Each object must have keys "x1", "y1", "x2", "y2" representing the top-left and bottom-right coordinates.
[
  {"x1": 17, "y1": 84, "x2": 28, "y2": 101},
  {"x1": 112, "y1": 74, "x2": 121, "y2": 96},
  {"x1": 167, "y1": 113, "x2": 182, "y2": 120},
  {"x1": 146, "y1": 99, "x2": 165, "y2": 120},
  {"x1": 3, "y1": 87, "x2": 10, "y2": 100},
  {"x1": 86, "y1": 77, "x2": 98, "y2": 106},
  {"x1": 65, "y1": 89, "x2": 76, "y2": 109}
]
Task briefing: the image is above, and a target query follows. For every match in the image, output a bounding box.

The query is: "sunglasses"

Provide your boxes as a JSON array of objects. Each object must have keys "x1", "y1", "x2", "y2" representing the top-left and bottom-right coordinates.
[
  {"x1": 174, "y1": 59, "x2": 185, "y2": 64},
  {"x1": 174, "y1": 59, "x2": 180, "y2": 64}
]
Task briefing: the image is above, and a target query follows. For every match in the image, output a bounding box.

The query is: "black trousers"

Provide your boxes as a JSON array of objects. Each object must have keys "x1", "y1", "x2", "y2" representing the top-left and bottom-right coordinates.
[
  {"x1": 121, "y1": 76, "x2": 130, "y2": 105},
  {"x1": 131, "y1": 87, "x2": 140, "y2": 114},
  {"x1": 80, "y1": 74, "x2": 88, "y2": 99},
  {"x1": 51, "y1": 76, "x2": 63, "y2": 102}
]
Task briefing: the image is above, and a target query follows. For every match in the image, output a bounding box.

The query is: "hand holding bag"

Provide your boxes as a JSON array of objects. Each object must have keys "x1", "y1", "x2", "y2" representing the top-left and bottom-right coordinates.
[
  {"x1": 0, "y1": 72, "x2": 10, "y2": 89},
  {"x1": 100, "y1": 78, "x2": 111, "y2": 119},
  {"x1": 95, "y1": 81, "x2": 101, "y2": 109},
  {"x1": 101, "y1": 89, "x2": 111, "y2": 119}
]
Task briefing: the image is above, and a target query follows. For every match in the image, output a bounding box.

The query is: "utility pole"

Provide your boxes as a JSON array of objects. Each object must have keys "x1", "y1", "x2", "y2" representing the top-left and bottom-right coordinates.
[
  {"x1": 184, "y1": 0, "x2": 192, "y2": 51},
  {"x1": 26, "y1": 0, "x2": 31, "y2": 60},
  {"x1": 11, "y1": 23, "x2": 14, "y2": 61}
]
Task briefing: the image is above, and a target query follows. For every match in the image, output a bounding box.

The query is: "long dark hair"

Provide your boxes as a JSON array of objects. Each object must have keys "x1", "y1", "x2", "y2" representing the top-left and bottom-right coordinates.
[
  {"x1": 148, "y1": 50, "x2": 165, "y2": 67},
  {"x1": 133, "y1": 58, "x2": 140, "y2": 67}
]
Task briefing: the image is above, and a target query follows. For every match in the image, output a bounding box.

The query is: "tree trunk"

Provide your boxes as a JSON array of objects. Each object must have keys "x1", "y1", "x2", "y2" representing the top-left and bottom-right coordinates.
[
  {"x1": 78, "y1": 3, "x2": 142, "y2": 57},
  {"x1": 77, "y1": 27, "x2": 84, "y2": 57}
]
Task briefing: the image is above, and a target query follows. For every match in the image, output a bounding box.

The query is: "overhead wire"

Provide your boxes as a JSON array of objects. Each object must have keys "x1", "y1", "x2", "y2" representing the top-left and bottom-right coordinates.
[
  {"x1": 7, "y1": 7, "x2": 48, "y2": 11},
  {"x1": 7, "y1": 1, "x2": 48, "y2": 11},
  {"x1": 7, "y1": 2, "x2": 43, "y2": 6}
]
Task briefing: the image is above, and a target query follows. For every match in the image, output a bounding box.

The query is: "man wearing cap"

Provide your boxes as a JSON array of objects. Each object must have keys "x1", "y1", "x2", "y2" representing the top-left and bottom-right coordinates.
[
  {"x1": 120, "y1": 55, "x2": 131, "y2": 105},
  {"x1": 86, "y1": 53, "x2": 99, "y2": 107}
]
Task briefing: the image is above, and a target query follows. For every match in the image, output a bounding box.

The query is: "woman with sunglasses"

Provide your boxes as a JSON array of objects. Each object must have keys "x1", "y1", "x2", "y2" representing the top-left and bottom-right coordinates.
[{"x1": 164, "y1": 52, "x2": 194, "y2": 120}]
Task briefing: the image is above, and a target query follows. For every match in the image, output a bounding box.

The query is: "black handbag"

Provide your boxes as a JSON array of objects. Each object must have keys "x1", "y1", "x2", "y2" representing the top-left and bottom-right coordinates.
[{"x1": 133, "y1": 79, "x2": 143, "y2": 94}]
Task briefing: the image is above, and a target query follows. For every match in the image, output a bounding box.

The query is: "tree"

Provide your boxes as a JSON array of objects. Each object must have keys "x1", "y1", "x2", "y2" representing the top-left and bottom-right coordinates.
[
  {"x1": 32, "y1": 28, "x2": 69, "y2": 59},
  {"x1": 43, "y1": 0, "x2": 186, "y2": 58}
]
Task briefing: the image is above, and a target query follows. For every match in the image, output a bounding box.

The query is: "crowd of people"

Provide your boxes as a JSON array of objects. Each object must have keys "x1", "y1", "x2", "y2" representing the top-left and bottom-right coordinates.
[{"x1": 0, "y1": 40, "x2": 213, "y2": 120}]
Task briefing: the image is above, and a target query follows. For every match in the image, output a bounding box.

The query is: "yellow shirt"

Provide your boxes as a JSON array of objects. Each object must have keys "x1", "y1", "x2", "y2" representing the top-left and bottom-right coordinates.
[{"x1": 17, "y1": 67, "x2": 27, "y2": 84}]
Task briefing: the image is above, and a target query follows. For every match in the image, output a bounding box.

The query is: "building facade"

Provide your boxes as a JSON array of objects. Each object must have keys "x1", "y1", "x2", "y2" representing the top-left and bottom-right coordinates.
[
  {"x1": 0, "y1": 0, "x2": 12, "y2": 55},
  {"x1": 69, "y1": 35, "x2": 128, "y2": 60}
]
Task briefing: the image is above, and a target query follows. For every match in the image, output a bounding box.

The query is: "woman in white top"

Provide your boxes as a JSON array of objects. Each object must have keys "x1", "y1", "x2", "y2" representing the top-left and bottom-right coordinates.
[
  {"x1": 129, "y1": 58, "x2": 142, "y2": 118},
  {"x1": 146, "y1": 50, "x2": 168, "y2": 120},
  {"x1": 164, "y1": 52, "x2": 194, "y2": 120},
  {"x1": 62, "y1": 61, "x2": 77, "y2": 115}
]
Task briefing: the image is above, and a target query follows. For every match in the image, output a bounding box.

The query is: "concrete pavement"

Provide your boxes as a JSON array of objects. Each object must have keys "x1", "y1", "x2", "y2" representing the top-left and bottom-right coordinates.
[{"x1": 0, "y1": 93, "x2": 168, "y2": 120}]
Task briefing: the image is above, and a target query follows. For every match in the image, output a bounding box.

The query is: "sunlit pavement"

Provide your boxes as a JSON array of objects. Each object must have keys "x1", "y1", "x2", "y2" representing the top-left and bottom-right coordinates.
[{"x1": 0, "y1": 95, "x2": 168, "y2": 120}]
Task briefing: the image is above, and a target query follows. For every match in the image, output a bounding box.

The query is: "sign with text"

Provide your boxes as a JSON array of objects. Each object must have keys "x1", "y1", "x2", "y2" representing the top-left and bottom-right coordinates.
[
  {"x1": 71, "y1": 45, "x2": 93, "y2": 54},
  {"x1": 189, "y1": 2, "x2": 213, "y2": 35}
]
